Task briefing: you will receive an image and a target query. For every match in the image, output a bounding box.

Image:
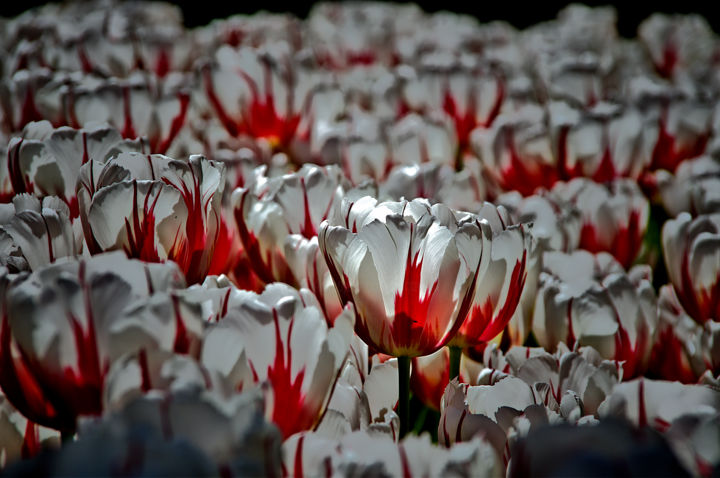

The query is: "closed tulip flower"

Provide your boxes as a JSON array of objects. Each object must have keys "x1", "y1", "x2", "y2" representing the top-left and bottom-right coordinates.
[
  {"x1": 320, "y1": 198, "x2": 484, "y2": 358},
  {"x1": 532, "y1": 250, "x2": 658, "y2": 378},
  {"x1": 663, "y1": 213, "x2": 720, "y2": 323},
  {"x1": 77, "y1": 152, "x2": 226, "y2": 284},
  {"x1": 320, "y1": 198, "x2": 485, "y2": 436},
  {"x1": 552, "y1": 178, "x2": 649, "y2": 268}
]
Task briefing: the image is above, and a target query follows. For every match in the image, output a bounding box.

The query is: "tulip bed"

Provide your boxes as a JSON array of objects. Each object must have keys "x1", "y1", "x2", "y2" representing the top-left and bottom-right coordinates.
[{"x1": 1, "y1": 2, "x2": 720, "y2": 476}]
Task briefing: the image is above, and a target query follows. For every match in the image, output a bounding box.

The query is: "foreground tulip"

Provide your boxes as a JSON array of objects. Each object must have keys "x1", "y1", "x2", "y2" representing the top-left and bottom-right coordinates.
[
  {"x1": 320, "y1": 198, "x2": 485, "y2": 436},
  {"x1": 6, "y1": 389, "x2": 282, "y2": 477},
  {"x1": 283, "y1": 430, "x2": 501, "y2": 478},
  {"x1": 448, "y1": 204, "x2": 533, "y2": 364},
  {"x1": 663, "y1": 213, "x2": 720, "y2": 323},
  {"x1": 200, "y1": 283, "x2": 354, "y2": 439},
  {"x1": 0, "y1": 253, "x2": 188, "y2": 435}
]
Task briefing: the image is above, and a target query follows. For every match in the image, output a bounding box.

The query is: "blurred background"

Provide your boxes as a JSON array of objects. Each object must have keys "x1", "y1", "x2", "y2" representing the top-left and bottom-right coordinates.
[{"x1": 2, "y1": 0, "x2": 719, "y2": 37}]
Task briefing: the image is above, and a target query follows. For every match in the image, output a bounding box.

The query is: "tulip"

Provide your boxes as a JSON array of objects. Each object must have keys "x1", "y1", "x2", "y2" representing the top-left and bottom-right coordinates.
[
  {"x1": 5, "y1": 121, "x2": 146, "y2": 217},
  {"x1": 0, "y1": 390, "x2": 59, "y2": 467},
  {"x1": 77, "y1": 152, "x2": 226, "y2": 284},
  {"x1": 0, "y1": 194, "x2": 79, "y2": 271},
  {"x1": 656, "y1": 155, "x2": 720, "y2": 217},
  {"x1": 232, "y1": 164, "x2": 349, "y2": 288},
  {"x1": 598, "y1": 378, "x2": 720, "y2": 430},
  {"x1": 498, "y1": 190, "x2": 582, "y2": 253},
  {"x1": 552, "y1": 178, "x2": 649, "y2": 268},
  {"x1": 449, "y1": 203, "x2": 534, "y2": 363},
  {"x1": 320, "y1": 198, "x2": 485, "y2": 435},
  {"x1": 638, "y1": 14, "x2": 717, "y2": 79},
  {"x1": 283, "y1": 430, "x2": 501, "y2": 478},
  {"x1": 532, "y1": 250, "x2": 658, "y2": 378},
  {"x1": 8, "y1": 389, "x2": 282, "y2": 477},
  {"x1": 200, "y1": 283, "x2": 354, "y2": 439},
  {"x1": 201, "y1": 44, "x2": 329, "y2": 158},
  {"x1": 380, "y1": 163, "x2": 486, "y2": 213},
  {"x1": 662, "y1": 213, "x2": 720, "y2": 324},
  {"x1": 0, "y1": 252, "x2": 189, "y2": 434}
]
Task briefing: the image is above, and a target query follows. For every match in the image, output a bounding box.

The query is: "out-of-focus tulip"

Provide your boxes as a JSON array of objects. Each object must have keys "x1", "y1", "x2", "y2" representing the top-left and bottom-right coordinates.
[
  {"x1": 532, "y1": 250, "x2": 658, "y2": 378},
  {"x1": 450, "y1": 203, "x2": 534, "y2": 350},
  {"x1": 60, "y1": 73, "x2": 192, "y2": 155},
  {"x1": 508, "y1": 420, "x2": 690, "y2": 478},
  {"x1": 410, "y1": 346, "x2": 484, "y2": 411},
  {"x1": 638, "y1": 14, "x2": 717, "y2": 80},
  {"x1": 283, "y1": 430, "x2": 501, "y2": 478},
  {"x1": 200, "y1": 283, "x2": 354, "y2": 438},
  {"x1": 7, "y1": 389, "x2": 282, "y2": 477},
  {"x1": 598, "y1": 378, "x2": 720, "y2": 431},
  {"x1": 232, "y1": 164, "x2": 349, "y2": 289},
  {"x1": 201, "y1": 44, "x2": 331, "y2": 157},
  {"x1": 380, "y1": 163, "x2": 486, "y2": 212},
  {"x1": 77, "y1": 152, "x2": 226, "y2": 284},
  {"x1": 650, "y1": 285, "x2": 720, "y2": 383},
  {"x1": 5, "y1": 121, "x2": 146, "y2": 217},
  {"x1": 473, "y1": 102, "x2": 656, "y2": 196},
  {"x1": 0, "y1": 253, "x2": 190, "y2": 432},
  {"x1": 657, "y1": 155, "x2": 720, "y2": 217},
  {"x1": 0, "y1": 195, "x2": 80, "y2": 271},
  {"x1": 320, "y1": 198, "x2": 485, "y2": 358},
  {"x1": 663, "y1": 213, "x2": 720, "y2": 324},
  {"x1": 498, "y1": 190, "x2": 582, "y2": 253},
  {"x1": 0, "y1": 390, "x2": 59, "y2": 467},
  {"x1": 631, "y1": 79, "x2": 713, "y2": 176},
  {"x1": 552, "y1": 178, "x2": 649, "y2": 268}
]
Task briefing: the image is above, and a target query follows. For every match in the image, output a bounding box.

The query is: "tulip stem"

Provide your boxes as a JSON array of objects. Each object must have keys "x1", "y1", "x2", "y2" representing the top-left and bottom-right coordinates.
[
  {"x1": 398, "y1": 356, "x2": 410, "y2": 439},
  {"x1": 449, "y1": 346, "x2": 462, "y2": 381}
]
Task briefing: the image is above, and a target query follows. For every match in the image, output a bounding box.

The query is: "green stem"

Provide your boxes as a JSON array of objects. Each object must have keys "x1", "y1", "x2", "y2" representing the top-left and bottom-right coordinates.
[
  {"x1": 398, "y1": 356, "x2": 410, "y2": 439},
  {"x1": 449, "y1": 345, "x2": 462, "y2": 381}
]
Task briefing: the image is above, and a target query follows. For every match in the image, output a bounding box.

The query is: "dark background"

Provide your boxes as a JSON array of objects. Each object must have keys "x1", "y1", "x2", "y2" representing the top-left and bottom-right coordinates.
[{"x1": 2, "y1": 0, "x2": 719, "y2": 38}]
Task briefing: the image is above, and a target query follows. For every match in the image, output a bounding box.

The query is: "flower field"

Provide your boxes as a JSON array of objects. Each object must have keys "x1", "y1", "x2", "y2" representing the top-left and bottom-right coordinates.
[{"x1": 0, "y1": 2, "x2": 719, "y2": 476}]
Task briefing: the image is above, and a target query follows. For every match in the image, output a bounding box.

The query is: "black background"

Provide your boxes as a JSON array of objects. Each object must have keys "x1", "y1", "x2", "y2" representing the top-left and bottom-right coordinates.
[{"x1": 1, "y1": 1, "x2": 719, "y2": 39}]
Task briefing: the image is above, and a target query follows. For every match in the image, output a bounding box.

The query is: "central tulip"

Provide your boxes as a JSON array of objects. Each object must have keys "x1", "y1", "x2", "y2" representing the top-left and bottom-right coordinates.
[{"x1": 319, "y1": 198, "x2": 485, "y2": 358}]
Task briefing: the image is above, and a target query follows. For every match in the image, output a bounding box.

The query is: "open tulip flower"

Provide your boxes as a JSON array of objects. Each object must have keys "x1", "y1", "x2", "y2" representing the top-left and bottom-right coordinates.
[
  {"x1": 200, "y1": 283, "x2": 354, "y2": 439},
  {"x1": 77, "y1": 152, "x2": 226, "y2": 284},
  {"x1": 533, "y1": 250, "x2": 658, "y2": 378},
  {"x1": 232, "y1": 164, "x2": 350, "y2": 288},
  {"x1": 4, "y1": 121, "x2": 147, "y2": 217},
  {"x1": 0, "y1": 195, "x2": 80, "y2": 272},
  {"x1": 0, "y1": 252, "x2": 187, "y2": 434},
  {"x1": 663, "y1": 213, "x2": 720, "y2": 324}
]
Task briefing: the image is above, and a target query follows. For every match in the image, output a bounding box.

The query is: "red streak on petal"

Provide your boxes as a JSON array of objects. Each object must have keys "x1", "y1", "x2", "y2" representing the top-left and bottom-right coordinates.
[
  {"x1": 398, "y1": 443, "x2": 412, "y2": 478},
  {"x1": 293, "y1": 434, "x2": 305, "y2": 478},
  {"x1": 123, "y1": 181, "x2": 162, "y2": 263},
  {"x1": 637, "y1": 379, "x2": 647, "y2": 428},
  {"x1": 266, "y1": 309, "x2": 311, "y2": 439},
  {"x1": 171, "y1": 295, "x2": 191, "y2": 354},
  {"x1": 155, "y1": 92, "x2": 190, "y2": 155},
  {"x1": 21, "y1": 420, "x2": 41, "y2": 459},
  {"x1": 203, "y1": 67, "x2": 240, "y2": 137}
]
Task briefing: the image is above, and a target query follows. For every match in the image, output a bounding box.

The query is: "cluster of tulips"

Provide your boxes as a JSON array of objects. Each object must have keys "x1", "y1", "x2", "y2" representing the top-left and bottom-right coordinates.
[{"x1": 0, "y1": 1, "x2": 719, "y2": 476}]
